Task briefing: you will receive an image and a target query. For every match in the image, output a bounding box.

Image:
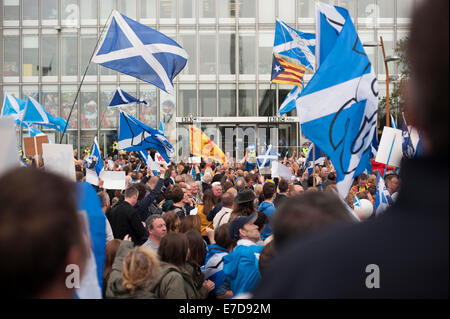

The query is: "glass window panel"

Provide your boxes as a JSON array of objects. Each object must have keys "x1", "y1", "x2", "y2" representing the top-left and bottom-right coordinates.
[
  {"x1": 338, "y1": 0, "x2": 356, "y2": 20},
  {"x1": 219, "y1": 31, "x2": 236, "y2": 75},
  {"x1": 238, "y1": 31, "x2": 256, "y2": 75},
  {"x1": 42, "y1": 34, "x2": 59, "y2": 77},
  {"x1": 120, "y1": 85, "x2": 138, "y2": 117},
  {"x1": 139, "y1": 85, "x2": 157, "y2": 129},
  {"x1": 3, "y1": 0, "x2": 19, "y2": 25},
  {"x1": 200, "y1": 0, "x2": 216, "y2": 20},
  {"x1": 3, "y1": 32, "x2": 20, "y2": 77},
  {"x1": 120, "y1": 0, "x2": 136, "y2": 19},
  {"x1": 238, "y1": 84, "x2": 256, "y2": 116},
  {"x1": 22, "y1": 85, "x2": 39, "y2": 100},
  {"x1": 179, "y1": 84, "x2": 196, "y2": 117},
  {"x1": 378, "y1": 30, "x2": 394, "y2": 75},
  {"x1": 179, "y1": 31, "x2": 197, "y2": 75},
  {"x1": 100, "y1": 85, "x2": 118, "y2": 128},
  {"x1": 81, "y1": 130, "x2": 97, "y2": 154},
  {"x1": 62, "y1": 0, "x2": 79, "y2": 27},
  {"x1": 160, "y1": 0, "x2": 176, "y2": 19},
  {"x1": 298, "y1": 0, "x2": 315, "y2": 23},
  {"x1": 160, "y1": 87, "x2": 177, "y2": 147},
  {"x1": 42, "y1": 86, "x2": 59, "y2": 118},
  {"x1": 258, "y1": 84, "x2": 275, "y2": 116},
  {"x1": 62, "y1": 33, "x2": 78, "y2": 77},
  {"x1": 278, "y1": 0, "x2": 295, "y2": 23},
  {"x1": 377, "y1": 0, "x2": 394, "y2": 24},
  {"x1": 80, "y1": 85, "x2": 98, "y2": 129},
  {"x1": 61, "y1": 85, "x2": 78, "y2": 129},
  {"x1": 80, "y1": 0, "x2": 97, "y2": 24},
  {"x1": 219, "y1": 84, "x2": 236, "y2": 117},
  {"x1": 219, "y1": 0, "x2": 237, "y2": 20},
  {"x1": 258, "y1": 30, "x2": 274, "y2": 75},
  {"x1": 358, "y1": 0, "x2": 377, "y2": 27},
  {"x1": 81, "y1": 30, "x2": 98, "y2": 76},
  {"x1": 238, "y1": 0, "x2": 255, "y2": 19},
  {"x1": 101, "y1": 0, "x2": 117, "y2": 22},
  {"x1": 199, "y1": 32, "x2": 216, "y2": 74},
  {"x1": 23, "y1": 35, "x2": 39, "y2": 77},
  {"x1": 23, "y1": 0, "x2": 38, "y2": 22},
  {"x1": 397, "y1": 0, "x2": 415, "y2": 23},
  {"x1": 199, "y1": 84, "x2": 217, "y2": 117},
  {"x1": 180, "y1": 0, "x2": 196, "y2": 20},
  {"x1": 140, "y1": 0, "x2": 156, "y2": 23},
  {"x1": 42, "y1": 0, "x2": 58, "y2": 21},
  {"x1": 258, "y1": 0, "x2": 274, "y2": 23}
]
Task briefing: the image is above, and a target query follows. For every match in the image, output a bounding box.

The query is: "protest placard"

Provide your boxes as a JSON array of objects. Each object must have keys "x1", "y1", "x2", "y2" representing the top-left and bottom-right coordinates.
[
  {"x1": 0, "y1": 117, "x2": 20, "y2": 177},
  {"x1": 271, "y1": 161, "x2": 292, "y2": 181},
  {"x1": 99, "y1": 170, "x2": 126, "y2": 189},
  {"x1": 42, "y1": 143, "x2": 76, "y2": 181},
  {"x1": 375, "y1": 126, "x2": 404, "y2": 167},
  {"x1": 190, "y1": 156, "x2": 201, "y2": 164},
  {"x1": 24, "y1": 135, "x2": 49, "y2": 157},
  {"x1": 85, "y1": 168, "x2": 99, "y2": 186}
]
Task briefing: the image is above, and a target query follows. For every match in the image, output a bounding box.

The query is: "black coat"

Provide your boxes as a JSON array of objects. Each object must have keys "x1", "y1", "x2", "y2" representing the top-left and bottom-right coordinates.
[
  {"x1": 107, "y1": 201, "x2": 149, "y2": 246},
  {"x1": 254, "y1": 155, "x2": 449, "y2": 298}
]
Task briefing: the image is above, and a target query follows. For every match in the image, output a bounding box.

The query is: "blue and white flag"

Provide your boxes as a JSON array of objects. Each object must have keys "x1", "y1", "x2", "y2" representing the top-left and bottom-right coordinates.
[
  {"x1": 304, "y1": 143, "x2": 327, "y2": 176},
  {"x1": 159, "y1": 120, "x2": 164, "y2": 132},
  {"x1": 22, "y1": 96, "x2": 68, "y2": 132},
  {"x1": 92, "y1": 10, "x2": 188, "y2": 94},
  {"x1": 401, "y1": 114, "x2": 415, "y2": 159},
  {"x1": 256, "y1": 145, "x2": 278, "y2": 168},
  {"x1": 353, "y1": 195, "x2": 361, "y2": 209},
  {"x1": 374, "y1": 171, "x2": 393, "y2": 216},
  {"x1": 296, "y1": 3, "x2": 378, "y2": 199},
  {"x1": 1, "y1": 93, "x2": 27, "y2": 126},
  {"x1": 109, "y1": 88, "x2": 147, "y2": 108},
  {"x1": 278, "y1": 86, "x2": 302, "y2": 115},
  {"x1": 390, "y1": 114, "x2": 397, "y2": 129},
  {"x1": 137, "y1": 150, "x2": 150, "y2": 166},
  {"x1": 118, "y1": 111, "x2": 174, "y2": 163},
  {"x1": 91, "y1": 136, "x2": 104, "y2": 176},
  {"x1": 273, "y1": 19, "x2": 316, "y2": 71},
  {"x1": 28, "y1": 126, "x2": 44, "y2": 137}
]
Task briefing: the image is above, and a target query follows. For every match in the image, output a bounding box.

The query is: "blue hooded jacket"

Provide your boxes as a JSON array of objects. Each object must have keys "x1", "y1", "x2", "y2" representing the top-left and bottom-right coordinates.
[{"x1": 258, "y1": 201, "x2": 276, "y2": 241}]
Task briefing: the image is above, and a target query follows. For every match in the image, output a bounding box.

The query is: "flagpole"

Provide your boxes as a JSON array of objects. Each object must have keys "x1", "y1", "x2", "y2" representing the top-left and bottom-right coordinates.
[
  {"x1": 59, "y1": 14, "x2": 111, "y2": 144},
  {"x1": 312, "y1": 0, "x2": 319, "y2": 188},
  {"x1": 383, "y1": 135, "x2": 396, "y2": 179},
  {"x1": 312, "y1": 144, "x2": 316, "y2": 187}
]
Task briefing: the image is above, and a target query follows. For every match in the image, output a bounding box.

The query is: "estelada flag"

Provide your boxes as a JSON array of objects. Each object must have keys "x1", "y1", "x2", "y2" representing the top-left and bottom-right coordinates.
[{"x1": 189, "y1": 126, "x2": 226, "y2": 164}]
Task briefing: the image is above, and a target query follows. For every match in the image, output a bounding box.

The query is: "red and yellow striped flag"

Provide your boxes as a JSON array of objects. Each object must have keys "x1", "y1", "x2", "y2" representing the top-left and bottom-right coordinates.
[
  {"x1": 271, "y1": 54, "x2": 306, "y2": 88},
  {"x1": 190, "y1": 126, "x2": 226, "y2": 164}
]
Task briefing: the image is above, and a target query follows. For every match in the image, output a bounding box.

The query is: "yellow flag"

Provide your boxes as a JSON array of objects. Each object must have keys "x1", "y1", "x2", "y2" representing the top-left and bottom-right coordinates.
[{"x1": 189, "y1": 126, "x2": 226, "y2": 164}]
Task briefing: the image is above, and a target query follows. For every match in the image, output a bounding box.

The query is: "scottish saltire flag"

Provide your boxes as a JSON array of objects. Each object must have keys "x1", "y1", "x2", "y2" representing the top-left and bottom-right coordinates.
[
  {"x1": 401, "y1": 114, "x2": 415, "y2": 159},
  {"x1": 109, "y1": 88, "x2": 147, "y2": 108},
  {"x1": 159, "y1": 120, "x2": 164, "y2": 132},
  {"x1": 296, "y1": 3, "x2": 378, "y2": 199},
  {"x1": 414, "y1": 131, "x2": 424, "y2": 158},
  {"x1": 1, "y1": 93, "x2": 27, "y2": 125},
  {"x1": 137, "y1": 150, "x2": 150, "y2": 166},
  {"x1": 22, "y1": 96, "x2": 68, "y2": 132},
  {"x1": 374, "y1": 171, "x2": 394, "y2": 216},
  {"x1": 304, "y1": 143, "x2": 327, "y2": 175},
  {"x1": 353, "y1": 195, "x2": 361, "y2": 209},
  {"x1": 75, "y1": 182, "x2": 106, "y2": 299},
  {"x1": 278, "y1": 86, "x2": 302, "y2": 115},
  {"x1": 118, "y1": 111, "x2": 174, "y2": 163},
  {"x1": 390, "y1": 114, "x2": 397, "y2": 129},
  {"x1": 92, "y1": 10, "x2": 188, "y2": 94},
  {"x1": 273, "y1": 19, "x2": 316, "y2": 71},
  {"x1": 257, "y1": 145, "x2": 278, "y2": 168},
  {"x1": 91, "y1": 137, "x2": 104, "y2": 176},
  {"x1": 28, "y1": 126, "x2": 44, "y2": 137}
]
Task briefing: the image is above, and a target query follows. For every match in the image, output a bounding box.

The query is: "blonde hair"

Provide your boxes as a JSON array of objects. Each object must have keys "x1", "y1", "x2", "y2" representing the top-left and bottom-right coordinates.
[
  {"x1": 253, "y1": 184, "x2": 263, "y2": 197},
  {"x1": 122, "y1": 246, "x2": 160, "y2": 295}
]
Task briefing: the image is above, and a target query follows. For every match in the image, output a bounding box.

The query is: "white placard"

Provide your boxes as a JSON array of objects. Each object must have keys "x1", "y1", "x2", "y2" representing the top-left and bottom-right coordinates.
[
  {"x1": 189, "y1": 207, "x2": 198, "y2": 215},
  {"x1": 99, "y1": 170, "x2": 126, "y2": 190},
  {"x1": 108, "y1": 160, "x2": 115, "y2": 170},
  {"x1": 42, "y1": 143, "x2": 76, "y2": 181},
  {"x1": 190, "y1": 156, "x2": 201, "y2": 164},
  {"x1": 155, "y1": 152, "x2": 168, "y2": 164},
  {"x1": 85, "y1": 168, "x2": 99, "y2": 186},
  {"x1": 375, "y1": 126, "x2": 403, "y2": 167},
  {"x1": 149, "y1": 159, "x2": 160, "y2": 172},
  {"x1": 0, "y1": 117, "x2": 20, "y2": 177},
  {"x1": 271, "y1": 161, "x2": 293, "y2": 181}
]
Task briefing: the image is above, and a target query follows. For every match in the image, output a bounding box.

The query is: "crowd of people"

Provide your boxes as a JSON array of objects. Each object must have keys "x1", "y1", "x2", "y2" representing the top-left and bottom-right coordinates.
[{"x1": 0, "y1": 0, "x2": 447, "y2": 299}]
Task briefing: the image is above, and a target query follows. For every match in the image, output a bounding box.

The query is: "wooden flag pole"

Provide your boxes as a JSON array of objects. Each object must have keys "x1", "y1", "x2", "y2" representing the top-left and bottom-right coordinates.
[
  {"x1": 312, "y1": 144, "x2": 316, "y2": 187},
  {"x1": 33, "y1": 136, "x2": 38, "y2": 157}
]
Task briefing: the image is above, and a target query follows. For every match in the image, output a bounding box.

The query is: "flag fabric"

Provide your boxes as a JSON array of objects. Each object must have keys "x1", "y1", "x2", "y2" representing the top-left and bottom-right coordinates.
[
  {"x1": 273, "y1": 19, "x2": 316, "y2": 71},
  {"x1": 159, "y1": 120, "x2": 164, "y2": 132},
  {"x1": 271, "y1": 54, "x2": 306, "y2": 87},
  {"x1": 374, "y1": 171, "x2": 394, "y2": 216},
  {"x1": 91, "y1": 136, "x2": 104, "y2": 176},
  {"x1": 353, "y1": 195, "x2": 361, "y2": 209},
  {"x1": 22, "y1": 96, "x2": 68, "y2": 132},
  {"x1": 1, "y1": 93, "x2": 27, "y2": 125},
  {"x1": 401, "y1": 114, "x2": 415, "y2": 159},
  {"x1": 414, "y1": 131, "x2": 424, "y2": 158},
  {"x1": 304, "y1": 143, "x2": 327, "y2": 175},
  {"x1": 28, "y1": 126, "x2": 45, "y2": 137},
  {"x1": 137, "y1": 150, "x2": 150, "y2": 166},
  {"x1": 256, "y1": 145, "x2": 278, "y2": 168},
  {"x1": 189, "y1": 125, "x2": 226, "y2": 164},
  {"x1": 92, "y1": 10, "x2": 188, "y2": 95},
  {"x1": 390, "y1": 114, "x2": 397, "y2": 129},
  {"x1": 296, "y1": 3, "x2": 378, "y2": 199},
  {"x1": 278, "y1": 86, "x2": 302, "y2": 115},
  {"x1": 118, "y1": 111, "x2": 175, "y2": 163},
  {"x1": 109, "y1": 88, "x2": 148, "y2": 108}
]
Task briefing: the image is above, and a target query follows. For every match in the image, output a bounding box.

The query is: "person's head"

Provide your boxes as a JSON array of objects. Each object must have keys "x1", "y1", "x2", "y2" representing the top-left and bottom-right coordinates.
[
  {"x1": 214, "y1": 223, "x2": 234, "y2": 251},
  {"x1": 147, "y1": 176, "x2": 159, "y2": 191},
  {"x1": 189, "y1": 182, "x2": 198, "y2": 196},
  {"x1": 273, "y1": 192, "x2": 353, "y2": 250},
  {"x1": 229, "y1": 212, "x2": 260, "y2": 243},
  {"x1": 146, "y1": 215, "x2": 167, "y2": 242},
  {"x1": 235, "y1": 177, "x2": 246, "y2": 192},
  {"x1": 221, "y1": 191, "x2": 235, "y2": 209},
  {"x1": 76, "y1": 171, "x2": 84, "y2": 182},
  {"x1": 185, "y1": 230, "x2": 206, "y2": 267},
  {"x1": 124, "y1": 185, "x2": 139, "y2": 206},
  {"x1": 103, "y1": 239, "x2": 122, "y2": 288},
  {"x1": 162, "y1": 211, "x2": 180, "y2": 233},
  {"x1": 169, "y1": 185, "x2": 184, "y2": 204},
  {"x1": 357, "y1": 173, "x2": 368, "y2": 188},
  {"x1": 97, "y1": 191, "x2": 111, "y2": 213},
  {"x1": 278, "y1": 179, "x2": 289, "y2": 194},
  {"x1": 158, "y1": 232, "x2": 188, "y2": 268},
  {"x1": 254, "y1": 211, "x2": 269, "y2": 233},
  {"x1": 202, "y1": 173, "x2": 212, "y2": 184},
  {"x1": 385, "y1": 174, "x2": 400, "y2": 194},
  {"x1": 0, "y1": 168, "x2": 88, "y2": 298},
  {"x1": 134, "y1": 182, "x2": 147, "y2": 201},
  {"x1": 288, "y1": 184, "x2": 304, "y2": 197},
  {"x1": 320, "y1": 167, "x2": 330, "y2": 180},
  {"x1": 212, "y1": 182, "x2": 223, "y2": 198},
  {"x1": 179, "y1": 215, "x2": 202, "y2": 234},
  {"x1": 258, "y1": 241, "x2": 275, "y2": 277},
  {"x1": 406, "y1": 0, "x2": 448, "y2": 154},
  {"x1": 262, "y1": 182, "x2": 277, "y2": 201},
  {"x1": 122, "y1": 246, "x2": 160, "y2": 295},
  {"x1": 227, "y1": 187, "x2": 238, "y2": 197}
]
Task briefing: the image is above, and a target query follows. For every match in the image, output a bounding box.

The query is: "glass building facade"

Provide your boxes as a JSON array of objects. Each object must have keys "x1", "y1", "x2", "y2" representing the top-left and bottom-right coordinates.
[{"x1": 0, "y1": 0, "x2": 417, "y2": 160}]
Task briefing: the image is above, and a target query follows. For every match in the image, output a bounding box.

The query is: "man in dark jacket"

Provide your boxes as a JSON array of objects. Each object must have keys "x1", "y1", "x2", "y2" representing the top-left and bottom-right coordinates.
[
  {"x1": 254, "y1": 0, "x2": 449, "y2": 298},
  {"x1": 107, "y1": 185, "x2": 149, "y2": 245},
  {"x1": 135, "y1": 166, "x2": 166, "y2": 222}
]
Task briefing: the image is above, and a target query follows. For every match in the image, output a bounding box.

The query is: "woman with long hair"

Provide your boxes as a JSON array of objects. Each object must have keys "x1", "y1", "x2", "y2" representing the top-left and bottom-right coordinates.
[{"x1": 103, "y1": 239, "x2": 122, "y2": 296}]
